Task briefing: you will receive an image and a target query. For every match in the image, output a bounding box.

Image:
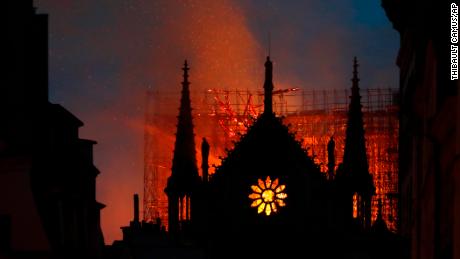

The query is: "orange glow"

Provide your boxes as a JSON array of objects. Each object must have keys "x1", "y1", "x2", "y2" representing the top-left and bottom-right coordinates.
[
  {"x1": 251, "y1": 185, "x2": 262, "y2": 194},
  {"x1": 276, "y1": 200, "x2": 286, "y2": 207},
  {"x1": 249, "y1": 176, "x2": 287, "y2": 216},
  {"x1": 145, "y1": 88, "x2": 399, "y2": 232},
  {"x1": 149, "y1": 0, "x2": 262, "y2": 94},
  {"x1": 142, "y1": 0, "x2": 263, "y2": 233},
  {"x1": 262, "y1": 190, "x2": 275, "y2": 203},
  {"x1": 353, "y1": 193, "x2": 358, "y2": 218},
  {"x1": 251, "y1": 199, "x2": 263, "y2": 208}
]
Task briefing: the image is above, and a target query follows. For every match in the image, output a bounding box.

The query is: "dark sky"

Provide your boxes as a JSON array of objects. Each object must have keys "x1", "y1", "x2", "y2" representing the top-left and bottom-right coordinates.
[{"x1": 36, "y1": 0, "x2": 398, "y2": 243}]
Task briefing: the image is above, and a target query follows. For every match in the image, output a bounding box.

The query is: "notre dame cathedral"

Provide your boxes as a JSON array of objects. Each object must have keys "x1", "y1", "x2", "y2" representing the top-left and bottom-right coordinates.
[{"x1": 163, "y1": 57, "x2": 403, "y2": 259}]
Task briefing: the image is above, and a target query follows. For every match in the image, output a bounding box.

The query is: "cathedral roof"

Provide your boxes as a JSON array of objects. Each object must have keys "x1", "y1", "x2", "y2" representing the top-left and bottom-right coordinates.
[
  {"x1": 214, "y1": 112, "x2": 321, "y2": 178},
  {"x1": 212, "y1": 57, "x2": 322, "y2": 180}
]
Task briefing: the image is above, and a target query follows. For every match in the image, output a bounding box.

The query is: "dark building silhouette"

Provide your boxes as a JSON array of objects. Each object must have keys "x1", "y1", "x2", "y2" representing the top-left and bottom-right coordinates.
[
  {"x1": 327, "y1": 136, "x2": 335, "y2": 180},
  {"x1": 154, "y1": 57, "x2": 404, "y2": 259},
  {"x1": 165, "y1": 60, "x2": 202, "y2": 236},
  {"x1": 335, "y1": 57, "x2": 375, "y2": 231},
  {"x1": 205, "y1": 57, "x2": 328, "y2": 258},
  {"x1": 382, "y1": 1, "x2": 460, "y2": 258},
  {"x1": 201, "y1": 138, "x2": 210, "y2": 184},
  {"x1": 106, "y1": 195, "x2": 168, "y2": 259},
  {"x1": 1, "y1": 1, "x2": 105, "y2": 258}
]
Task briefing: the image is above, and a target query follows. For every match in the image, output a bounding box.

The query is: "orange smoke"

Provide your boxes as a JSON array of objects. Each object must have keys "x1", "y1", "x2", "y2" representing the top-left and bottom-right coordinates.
[
  {"x1": 147, "y1": 0, "x2": 264, "y2": 92},
  {"x1": 96, "y1": 0, "x2": 264, "y2": 243},
  {"x1": 37, "y1": 0, "x2": 399, "y2": 246}
]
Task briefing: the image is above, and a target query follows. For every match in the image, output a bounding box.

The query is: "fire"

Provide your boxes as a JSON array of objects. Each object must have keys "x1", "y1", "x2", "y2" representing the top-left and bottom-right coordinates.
[
  {"x1": 353, "y1": 193, "x2": 358, "y2": 218},
  {"x1": 144, "y1": 87, "x2": 399, "y2": 232}
]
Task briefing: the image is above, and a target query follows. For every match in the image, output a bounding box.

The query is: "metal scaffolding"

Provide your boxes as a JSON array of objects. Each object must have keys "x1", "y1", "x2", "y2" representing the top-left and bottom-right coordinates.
[{"x1": 144, "y1": 87, "x2": 399, "y2": 232}]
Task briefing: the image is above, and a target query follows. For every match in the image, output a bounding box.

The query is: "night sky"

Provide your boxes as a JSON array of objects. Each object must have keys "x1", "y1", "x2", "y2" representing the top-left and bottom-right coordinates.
[{"x1": 36, "y1": 0, "x2": 398, "y2": 243}]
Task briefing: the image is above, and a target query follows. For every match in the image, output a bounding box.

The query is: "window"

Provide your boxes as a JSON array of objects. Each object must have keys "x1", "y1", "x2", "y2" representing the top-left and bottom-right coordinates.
[{"x1": 249, "y1": 176, "x2": 287, "y2": 216}]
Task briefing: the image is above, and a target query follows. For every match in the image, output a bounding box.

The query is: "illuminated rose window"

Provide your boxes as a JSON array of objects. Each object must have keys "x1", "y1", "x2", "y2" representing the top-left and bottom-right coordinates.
[{"x1": 249, "y1": 176, "x2": 287, "y2": 216}]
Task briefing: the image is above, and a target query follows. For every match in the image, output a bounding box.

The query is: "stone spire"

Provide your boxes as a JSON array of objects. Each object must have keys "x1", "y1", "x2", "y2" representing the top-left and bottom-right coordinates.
[
  {"x1": 263, "y1": 56, "x2": 274, "y2": 115},
  {"x1": 168, "y1": 60, "x2": 199, "y2": 192},
  {"x1": 165, "y1": 60, "x2": 200, "y2": 233},
  {"x1": 342, "y1": 57, "x2": 372, "y2": 189},
  {"x1": 340, "y1": 57, "x2": 375, "y2": 229}
]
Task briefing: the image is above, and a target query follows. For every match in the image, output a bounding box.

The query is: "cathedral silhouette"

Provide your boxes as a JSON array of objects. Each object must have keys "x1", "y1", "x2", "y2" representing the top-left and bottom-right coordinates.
[
  {"x1": 161, "y1": 56, "x2": 402, "y2": 259},
  {"x1": 4, "y1": 1, "x2": 456, "y2": 259}
]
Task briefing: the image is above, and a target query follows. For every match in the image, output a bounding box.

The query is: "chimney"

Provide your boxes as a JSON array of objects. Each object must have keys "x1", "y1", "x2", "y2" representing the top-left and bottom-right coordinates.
[{"x1": 133, "y1": 194, "x2": 139, "y2": 223}]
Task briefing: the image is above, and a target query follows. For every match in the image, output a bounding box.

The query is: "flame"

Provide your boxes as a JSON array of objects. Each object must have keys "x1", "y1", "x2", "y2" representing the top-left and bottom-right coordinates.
[{"x1": 144, "y1": 88, "x2": 399, "y2": 232}]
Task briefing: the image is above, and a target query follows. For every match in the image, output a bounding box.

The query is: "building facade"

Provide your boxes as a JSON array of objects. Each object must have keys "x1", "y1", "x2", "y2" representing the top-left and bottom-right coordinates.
[
  {"x1": 382, "y1": 0, "x2": 460, "y2": 258},
  {"x1": 160, "y1": 57, "x2": 403, "y2": 259},
  {"x1": 0, "y1": 1, "x2": 105, "y2": 258}
]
